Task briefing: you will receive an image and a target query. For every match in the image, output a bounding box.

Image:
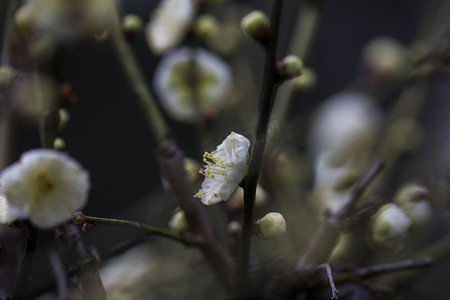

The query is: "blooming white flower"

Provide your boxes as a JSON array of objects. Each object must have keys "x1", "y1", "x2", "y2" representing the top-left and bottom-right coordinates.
[
  {"x1": 370, "y1": 204, "x2": 411, "y2": 252},
  {"x1": 153, "y1": 47, "x2": 233, "y2": 122},
  {"x1": 194, "y1": 132, "x2": 250, "y2": 205},
  {"x1": 0, "y1": 149, "x2": 90, "y2": 228},
  {"x1": 145, "y1": 0, "x2": 196, "y2": 54}
]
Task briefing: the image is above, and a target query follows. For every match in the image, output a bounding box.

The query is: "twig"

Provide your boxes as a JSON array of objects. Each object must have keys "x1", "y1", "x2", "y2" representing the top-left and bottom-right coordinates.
[
  {"x1": 351, "y1": 257, "x2": 432, "y2": 279},
  {"x1": 49, "y1": 250, "x2": 69, "y2": 300},
  {"x1": 10, "y1": 224, "x2": 39, "y2": 300},
  {"x1": 238, "y1": 0, "x2": 285, "y2": 293},
  {"x1": 297, "y1": 160, "x2": 384, "y2": 271},
  {"x1": 320, "y1": 263, "x2": 340, "y2": 300},
  {"x1": 81, "y1": 215, "x2": 199, "y2": 247}
]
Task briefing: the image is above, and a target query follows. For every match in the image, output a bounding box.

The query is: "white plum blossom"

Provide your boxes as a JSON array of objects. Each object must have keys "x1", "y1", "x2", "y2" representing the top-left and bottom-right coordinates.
[
  {"x1": 0, "y1": 188, "x2": 14, "y2": 225},
  {"x1": 145, "y1": 0, "x2": 196, "y2": 54},
  {"x1": 194, "y1": 132, "x2": 250, "y2": 205},
  {"x1": 0, "y1": 149, "x2": 90, "y2": 229},
  {"x1": 153, "y1": 47, "x2": 233, "y2": 122}
]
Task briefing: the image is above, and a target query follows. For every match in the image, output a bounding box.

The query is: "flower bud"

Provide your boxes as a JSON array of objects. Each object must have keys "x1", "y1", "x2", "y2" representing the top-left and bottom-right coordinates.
[
  {"x1": 72, "y1": 211, "x2": 86, "y2": 225},
  {"x1": 193, "y1": 14, "x2": 219, "y2": 40},
  {"x1": 122, "y1": 14, "x2": 143, "y2": 37},
  {"x1": 394, "y1": 184, "x2": 432, "y2": 227},
  {"x1": 277, "y1": 55, "x2": 303, "y2": 79},
  {"x1": 53, "y1": 137, "x2": 66, "y2": 150},
  {"x1": 168, "y1": 209, "x2": 189, "y2": 232},
  {"x1": 241, "y1": 10, "x2": 270, "y2": 41},
  {"x1": 255, "y1": 212, "x2": 286, "y2": 241},
  {"x1": 226, "y1": 220, "x2": 241, "y2": 235},
  {"x1": 369, "y1": 204, "x2": 411, "y2": 252},
  {"x1": 81, "y1": 222, "x2": 95, "y2": 232}
]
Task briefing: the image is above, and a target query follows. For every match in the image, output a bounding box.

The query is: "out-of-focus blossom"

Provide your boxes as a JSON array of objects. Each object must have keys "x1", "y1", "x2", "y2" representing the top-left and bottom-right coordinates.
[
  {"x1": 14, "y1": 0, "x2": 114, "y2": 42},
  {"x1": 169, "y1": 209, "x2": 189, "y2": 232},
  {"x1": 227, "y1": 184, "x2": 268, "y2": 212},
  {"x1": 0, "y1": 149, "x2": 90, "y2": 228},
  {"x1": 194, "y1": 132, "x2": 250, "y2": 205},
  {"x1": 0, "y1": 188, "x2": 14, "y2": 225},
  {"x1": 369, "y1": 203, "x2": 411, "y2": 252},
  {"x1": 145, "y1": 0, "x2": 196, "y2": 54},
  {"x1": 154, "y1": 47, "x2": 232, "y2": 122},
  {"x1": 310, "y1": 92, "x2": 382, "y2": 214}
]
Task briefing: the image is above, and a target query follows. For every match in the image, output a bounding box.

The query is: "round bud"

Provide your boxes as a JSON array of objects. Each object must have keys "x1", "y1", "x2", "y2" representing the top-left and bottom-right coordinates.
[
  {"x1": 72, "y1": 211, "x2": 86, "y2": 225},
  {"x1": 394, "y1": 184, "x2": 432, "y2": 227},
  {"x1": 277, "y1": 55, "x2": 303, "y2": 79},
  {"x1": 369, "y1": 204, "x2": 411, "y2": 252},
  {"x1": 240, "y1": 10, "x2": 270, "y2": 41},
  {"x1": 226, "y1": 220, "x2": 241, "y2": 235},
  {"x1": 168, "y1": 209, "x2": 189, "y2": 232},
  {"x1": 53, "y1": 137, "x2": 66, "y2": 150},
  {"x1": 255, "y1": 212, "x2": 286, "y2": 241},
  {"x1": 14, "y1": 3, "x2": 34, "y2": 34},
  {"x1": 0, "y1": 66, "x2": 15, "y2": 88},
  {"x1": 122, "y1": 14, "x2": 143, "y2": 37},
  {"x1": 193, "y1": 14, "x2": 219, "y2": 40}
]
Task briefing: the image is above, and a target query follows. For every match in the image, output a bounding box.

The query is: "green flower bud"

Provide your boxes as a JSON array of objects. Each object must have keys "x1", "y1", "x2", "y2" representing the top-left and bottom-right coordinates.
[
  {"x1": 370, "y1": 204, "x2": 411, "y2": 252},
  {"x1": 394, "y1": 184, "x2": 432, "y2": 227},
  {"x1": 277, "y1": 55, "x2": 303, "y2": 79},
  {"x1": 255, "y1": 212, "x2": 286, "y2": 241},
  {"x1": 122, "y1": 14, "x2": 143, "y2": 36},
  {"x1": 57, "y1": 108, "x2": 71, "y2": 132},
  {"x1": 193, "y1": 14, "x2": 219, "y2": 40},
  {"x1": 53, "y1": 137, "x2": 66, "y2": 150},
  {"x1": 241, "y1": 10, "x2": 270, "y2": 41},
  {"x1": 169, "y1": 209, "x2": 189, "y2": 232},
  {"x1": 72, "y1": 211, "x2": 86, "y2": 225},
  {"x1": 226, "y1": 220, "x2": 241, "y2": 235}
]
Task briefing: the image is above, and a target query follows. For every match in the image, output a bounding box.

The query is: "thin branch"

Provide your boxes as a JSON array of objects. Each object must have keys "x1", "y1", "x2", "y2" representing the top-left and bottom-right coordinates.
[
  {"x1": 238, "y1": 0, "x2": 285, "y2": 293},
  {"x1": 351, "y1": 257, "x2": 432, "y2": 279},
  {"x1": 81, "y1": 215, "x2": 200, "y2": 247},
  {"x1": 320, "y1": 263, "x2": 340, "y2": 300},
  {"x1": 297, "y1": 160, "x2": 384, "y2": 271},
  {"x1": 49, "y1": 250, "x2": 69, "y2": 300}
]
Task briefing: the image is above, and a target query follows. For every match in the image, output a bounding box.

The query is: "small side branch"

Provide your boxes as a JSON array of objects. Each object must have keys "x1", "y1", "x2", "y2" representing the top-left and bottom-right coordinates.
[
  {"x1": 80, "y1": 215, "x2": 200, "y2": 247},
  {"x1": 351, "y1": 257, "x2": 432, "y2": 279},
  {"x1": 320, "y1": 263, "x2": 340, "y2": 300}
]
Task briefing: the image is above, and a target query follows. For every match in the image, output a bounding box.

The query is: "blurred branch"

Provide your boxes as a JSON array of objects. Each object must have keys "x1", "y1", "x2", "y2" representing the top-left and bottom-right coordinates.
[
  {"x1": 238, "y1": 0, "x2": 285, "y2": 294},
  {"x1": 80, "y1": 215, "x2": 200, "y2": 247},
  {"x1": 320, "y1": 263, "x2": 340, "y2": 300}
]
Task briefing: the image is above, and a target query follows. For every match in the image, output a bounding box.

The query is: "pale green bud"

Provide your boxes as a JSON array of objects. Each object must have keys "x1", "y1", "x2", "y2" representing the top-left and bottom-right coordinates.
[
  {"x1": 226, "y1": 220, "x2": 241, "y2": 235},
  {"x1": 241, "y1": 10, "x2": 270, "y2": 40},
  {"x1": 277, "y1": 55, "x2": 303, "y2": 79},
  {"x1": 53, "y1": 137, "x2": 66, "y2": 150},
  {"x1": 122, "y1": 14, "x2": 143, "y2": 36},
  {"x1": 370, "y1": 204, "x2": 411, "y2": 252},
  {"x1": 169, "y1": 209, "x2": 189, "y2": 232},
  {"x1": 193, "y1": 14, "x2": 219, "y2": 40},
  {"x1": 394, "y1": 184, "x2": 432, "y2": 227},
  {"x1": 255, "y1": 212, "x2": 286, "y2": 241}
]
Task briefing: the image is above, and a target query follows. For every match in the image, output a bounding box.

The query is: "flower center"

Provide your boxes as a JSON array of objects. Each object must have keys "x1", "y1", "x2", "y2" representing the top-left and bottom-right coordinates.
[
  {"x1": 34, "y1": 171, "x2": 55, "y2": 195},
  {"x1": 200, "y1": 151, "x2": 234, "y2": 179}
]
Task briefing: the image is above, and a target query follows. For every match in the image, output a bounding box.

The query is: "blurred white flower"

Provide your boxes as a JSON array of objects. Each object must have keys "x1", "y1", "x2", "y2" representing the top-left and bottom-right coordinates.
[
  {"x1": 370, "y1": 203, "x2": 411, "y2": 252},
  {"x1": 394, "y1": 183, "x2": 432, "y2": 227},
  {"x1": 14, "y1": 0, "x2": 113, "y2": 42},
  {"x1": 194, "y1": 132, "x2": 250, "y2": 205},
  {"x1": 154, "y1": 47, "x2": 232, "y2": 122},
  {"x1": 0, "y1": 188, "x2": 14, "y2": 225},
  {"x1": 0, "y1": 149, "x2": 90, "y2": 228},
  {"x1": 145, "y1": 0, "x2": 196, "y2": 54}
]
